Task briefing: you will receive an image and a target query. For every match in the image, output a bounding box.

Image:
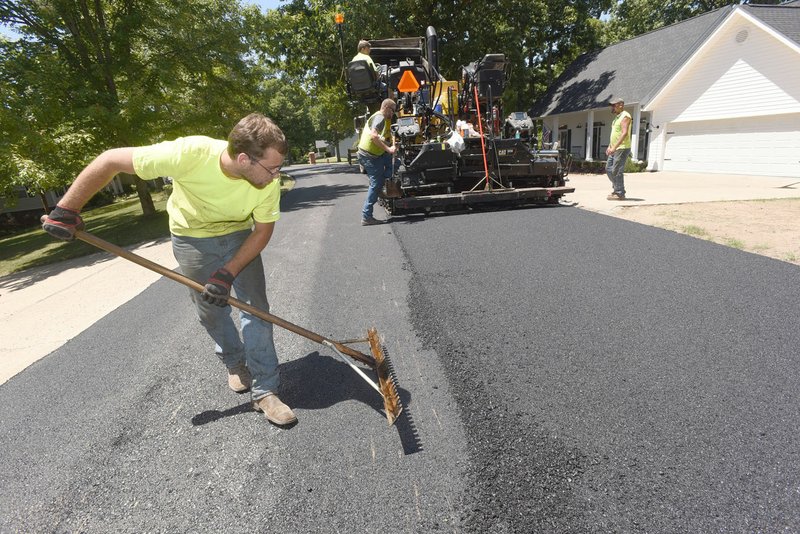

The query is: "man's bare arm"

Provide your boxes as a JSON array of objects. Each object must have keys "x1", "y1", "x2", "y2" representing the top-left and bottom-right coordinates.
[
  {"x1": 223, "y1": 221, "x2": 275, "y2": 276},
  {"x1": 59, "y1": 148, "x2": 136, "y2": 210}
]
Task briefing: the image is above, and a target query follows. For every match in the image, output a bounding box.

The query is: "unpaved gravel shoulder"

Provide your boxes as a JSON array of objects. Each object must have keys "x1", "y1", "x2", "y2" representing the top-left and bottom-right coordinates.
[{"x1": 612, "y1": 198, "x2": 800, "y2": 266}]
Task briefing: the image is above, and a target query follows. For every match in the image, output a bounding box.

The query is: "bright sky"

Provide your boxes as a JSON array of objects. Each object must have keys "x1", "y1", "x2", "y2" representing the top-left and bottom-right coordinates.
[{"x1": 249, "y1": 0, "x2": 285, "y2": 12}]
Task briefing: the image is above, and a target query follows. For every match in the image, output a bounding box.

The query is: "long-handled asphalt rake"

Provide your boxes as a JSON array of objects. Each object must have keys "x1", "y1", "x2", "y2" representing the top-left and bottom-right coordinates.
[{"x1": 74, "y1": 229, "x2": 403, "y2": 425}]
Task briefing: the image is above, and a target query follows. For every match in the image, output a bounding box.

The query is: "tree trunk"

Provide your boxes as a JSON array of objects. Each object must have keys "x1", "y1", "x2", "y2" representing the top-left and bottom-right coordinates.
[
  {"x1": 132, "y1": 175, "x2": 156, "y2": 215},
  {"x1": 39, "y1": 192, "x2": 50, "y2": 214}
]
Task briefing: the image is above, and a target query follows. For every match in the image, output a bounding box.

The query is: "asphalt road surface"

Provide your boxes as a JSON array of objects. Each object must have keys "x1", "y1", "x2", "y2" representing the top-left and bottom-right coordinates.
[{"x1": 2, "y1": 163, "x2": 798, "y2": 533}]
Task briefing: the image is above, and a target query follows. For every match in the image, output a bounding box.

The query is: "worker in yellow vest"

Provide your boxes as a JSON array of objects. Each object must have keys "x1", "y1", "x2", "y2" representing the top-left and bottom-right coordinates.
[
  {"x1": 606, "y1": 97, "x2": 632, "y2": 200},
  {"x1": 352, "y1": 40, "x2": 377, "y2": 74},
  {"x1": 357, "y1": 99, "x2": 397, "y2": 225}
]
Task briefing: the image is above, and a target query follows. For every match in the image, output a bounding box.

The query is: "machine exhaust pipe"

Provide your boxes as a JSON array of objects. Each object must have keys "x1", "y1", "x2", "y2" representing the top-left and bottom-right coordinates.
[{"x1": 426, "y1": 26, "x2": 439, "y2": 78}]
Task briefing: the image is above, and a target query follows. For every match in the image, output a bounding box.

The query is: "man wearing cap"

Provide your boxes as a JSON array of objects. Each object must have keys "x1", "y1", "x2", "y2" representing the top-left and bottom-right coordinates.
[
  {"x1": 606, "y1": 98, "x2": 632, "y2": 200},
  {"x1": 352, "y1": 39, "x2": 387, "y2": 97}
]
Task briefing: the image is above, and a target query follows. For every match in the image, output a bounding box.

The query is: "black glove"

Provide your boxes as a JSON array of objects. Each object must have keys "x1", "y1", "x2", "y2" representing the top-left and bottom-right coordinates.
[
  {"x1": 41, "y1": 205, "x2": 85, "y2": 241},
  {"x1": 202, "y1": 267, "x2": 235, "y2": 307}
]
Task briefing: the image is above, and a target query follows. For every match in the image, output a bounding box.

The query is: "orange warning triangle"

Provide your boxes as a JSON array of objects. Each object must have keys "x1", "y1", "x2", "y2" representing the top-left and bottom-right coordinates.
[{"x1": 396, "y1": 70, "x2": 420, "y2": 93}]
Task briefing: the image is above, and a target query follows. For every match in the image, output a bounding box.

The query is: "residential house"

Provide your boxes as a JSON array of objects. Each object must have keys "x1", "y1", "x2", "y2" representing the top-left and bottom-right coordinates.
[{"x1": 530, "y1": 2, "x2": 800, "y2": 177}]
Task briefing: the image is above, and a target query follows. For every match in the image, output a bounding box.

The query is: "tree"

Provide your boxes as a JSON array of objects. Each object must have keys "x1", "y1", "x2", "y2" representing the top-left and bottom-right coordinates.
[
  {"x1": 258, "y1": 78, "x2": 317, "y2": 163},
  {"x1": 259, "y1": 0, "x2": 612, "y2": 115},
  {"x1": 254, "y1": 1, "x2": 388, "y2": 158},
  {"x1": 604, "y1": 0, "x2": 743, "y2": 42},
  {"x1": 1, "y1": 0, "x2": 268, "y2": 215},
  {"x1": 310, "y1": 82, "x2": 356, "y2": 161}
]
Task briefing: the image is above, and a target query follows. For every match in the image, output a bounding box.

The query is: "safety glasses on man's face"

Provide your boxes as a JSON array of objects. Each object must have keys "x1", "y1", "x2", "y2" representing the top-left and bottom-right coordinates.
[{"x1": 249, "y1": 156, "x2": 282, "y2": 177}]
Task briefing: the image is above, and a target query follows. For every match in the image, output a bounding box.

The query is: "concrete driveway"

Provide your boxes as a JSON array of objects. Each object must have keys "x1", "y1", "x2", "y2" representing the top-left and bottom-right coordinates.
[{"x1": 565, "y1": 170, "x2": 800, "y2": 214}]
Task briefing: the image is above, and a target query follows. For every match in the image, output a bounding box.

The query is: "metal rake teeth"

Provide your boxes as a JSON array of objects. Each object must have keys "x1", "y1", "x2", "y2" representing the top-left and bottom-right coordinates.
[{"x1": 368, "y1": 328, "x2": 403, "y2": 425}]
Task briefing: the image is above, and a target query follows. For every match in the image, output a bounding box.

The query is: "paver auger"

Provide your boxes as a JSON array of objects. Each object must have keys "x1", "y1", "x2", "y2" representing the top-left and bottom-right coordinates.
[{"x1": 74, "y1": 230, "x2": 403, "y2": 425}]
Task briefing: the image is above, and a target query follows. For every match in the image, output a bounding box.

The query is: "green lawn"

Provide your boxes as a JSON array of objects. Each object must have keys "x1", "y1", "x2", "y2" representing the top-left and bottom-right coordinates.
[
  {"x1": 0, "y1": 193, "x2": 171, "y2": 277},
  {"x1": 0, "y1": 176, "x2": 295, "y2": 277}
]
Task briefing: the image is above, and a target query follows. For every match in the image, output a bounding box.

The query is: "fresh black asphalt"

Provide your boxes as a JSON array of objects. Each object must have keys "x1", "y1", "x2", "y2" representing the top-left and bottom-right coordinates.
[
  {"x1": 393, "y1": 204, "x2": 800, "y2": 532},
  {"x1": 1, "y1": 163, "x2": 798, "y2": 532}
]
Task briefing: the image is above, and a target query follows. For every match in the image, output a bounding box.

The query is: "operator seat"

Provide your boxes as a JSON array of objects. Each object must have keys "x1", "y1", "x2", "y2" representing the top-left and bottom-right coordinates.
[
  {"x1": 347, "y1": 59, "x2": 382, "y2": 104},
  {"x1": 463, "y1": 54, "x2": 506, "y2": 100}
]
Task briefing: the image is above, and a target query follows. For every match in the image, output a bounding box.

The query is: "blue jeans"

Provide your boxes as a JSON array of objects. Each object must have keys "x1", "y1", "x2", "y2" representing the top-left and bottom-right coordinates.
[
  {"x1": 606, "y1": 148, "x2": 630, "y2": 196},
  {"x1": 171, "y1": 230, "x2": 279, "y2": 400},
  {"x1": 358, "y1": 152, "x2": 393, "y2": 219}
]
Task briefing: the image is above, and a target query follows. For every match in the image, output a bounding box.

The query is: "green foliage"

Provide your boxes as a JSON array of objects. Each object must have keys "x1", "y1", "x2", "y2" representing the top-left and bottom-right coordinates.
[
  {"x1": 625, "y1": 157, "x2": 648, "y2": 173},
  {"x1": 310, "y1": 81, "x2": 355, "y2": 158},
  {"x1": 604, "y1": 0, "x2": 742, "y2": 43},
  {"x1": 570, "y1": 159, "x2": 608, "y2": 174},
  {"x1": 0, "y1": 196, "x2": 170, "y2": 277},
  {"x1": 261, "y1": 0, "x2": 612, "y2": 112},
  {"x1": 0, "y1": 0, "x2": 748, "y2": 218},
  {"x1": 0, "y1": 0, "x2": 312, "y2": 210},
  {"x1": 569, "y1": 156, "x2": 647, "y2": 174},
  {"x1": 259, "y1": 78, "x2": 316, "y2": 163}
]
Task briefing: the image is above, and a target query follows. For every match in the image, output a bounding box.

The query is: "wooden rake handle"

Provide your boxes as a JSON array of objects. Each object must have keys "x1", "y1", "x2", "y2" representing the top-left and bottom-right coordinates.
[{"x1": 73, "y1": 230, "x2": 376, "y2": 367}]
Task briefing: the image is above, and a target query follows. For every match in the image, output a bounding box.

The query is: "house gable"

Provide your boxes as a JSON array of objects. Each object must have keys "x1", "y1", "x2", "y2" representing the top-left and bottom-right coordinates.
[
  {"x1": 529, "y1": 8, "x2": 729, "y2": 117},
  {"x1": 531, "y1": 3, "x2": 800, "y2": 176},
  {"x1": 646, "y1": 7, "x2": 800, "y2": 118}
]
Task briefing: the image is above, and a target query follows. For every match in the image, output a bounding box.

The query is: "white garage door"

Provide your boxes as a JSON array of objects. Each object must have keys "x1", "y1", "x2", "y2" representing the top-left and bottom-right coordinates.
[{"x1": 663, "y1": 113, "x2": 800, "y2": 177}]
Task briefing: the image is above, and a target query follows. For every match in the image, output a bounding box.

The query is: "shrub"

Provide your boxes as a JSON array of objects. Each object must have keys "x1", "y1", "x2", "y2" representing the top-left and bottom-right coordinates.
[
  {"x1": 569, "y1": 159, "x2": 606, "y2": 174},
  {"x1": 84, "y1": 189, "x2": 116, "y2": 209},
  {"x1": 625, "y1": 158, "x2": 648, "y2": 173},
  {"x1": 568, "y1": 157, "x2": 647, "y2": 174}
]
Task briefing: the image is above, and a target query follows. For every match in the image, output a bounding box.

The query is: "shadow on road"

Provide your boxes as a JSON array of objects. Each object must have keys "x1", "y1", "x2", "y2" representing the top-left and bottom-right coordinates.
[
  {"x1": 387, "y1": 202, "x2": 576, "y2": 225},
  {"x1": 280, "y1": 183, "x2": 365, "y2": 213},
  {"x1": 191, "y1": 401, "x2": 255, "y2": 425},
  {"x1": 292, "y1": 163, "x2": 361, "y2": 175},
  {"x1": 191, "y1": 351, "x2": 422, "y2": 454}
]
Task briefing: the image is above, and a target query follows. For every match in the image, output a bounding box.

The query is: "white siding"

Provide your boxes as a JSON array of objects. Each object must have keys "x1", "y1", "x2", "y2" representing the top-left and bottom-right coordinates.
[
  {"x1": 647, "y1": 9, "x2": 800, "y2": 174},
  {"x1": 654, "y1": 15, "x2": 800, "y2": 122},
  {"x1": 662, "y1": 113, "x2": 800, "y2": 177}
]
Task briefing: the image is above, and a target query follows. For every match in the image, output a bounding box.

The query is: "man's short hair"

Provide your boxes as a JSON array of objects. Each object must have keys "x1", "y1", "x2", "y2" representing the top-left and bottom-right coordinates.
[
  {"x1": 381, "y1": 99, "x2": 396, "y2": 112},
  {"x1": 357, "y1": 40, "x2": 371, "y2": 52},
  {"x1": 228, "y1": 113, "x2": 288, "y2": 157}
]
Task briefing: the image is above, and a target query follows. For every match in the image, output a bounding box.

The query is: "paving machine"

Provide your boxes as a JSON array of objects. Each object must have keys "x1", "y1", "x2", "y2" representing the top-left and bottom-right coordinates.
[{"x1": 345, "y1": 26, "x2": 574, "y2": 216}]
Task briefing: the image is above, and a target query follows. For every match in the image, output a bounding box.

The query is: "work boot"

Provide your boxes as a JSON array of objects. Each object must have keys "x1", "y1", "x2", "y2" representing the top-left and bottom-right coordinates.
[
  {"x1": 227, "y1": 362, "x2": 252, "y2": 393},
  {"x1": 361, "y1": 216, "x2": 384, "y2": 226},
  {"x1": 253, "y1": 393, "x2": 297, "y2": 426},
  {"x1": 607, "y1": 193, "x2": 626, "y2": 200}
]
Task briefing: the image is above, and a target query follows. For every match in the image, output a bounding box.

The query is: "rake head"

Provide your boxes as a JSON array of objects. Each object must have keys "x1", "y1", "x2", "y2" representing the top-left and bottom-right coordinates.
[{"x1": 368, "y1": 328, "x2": 403, "y2": 425}]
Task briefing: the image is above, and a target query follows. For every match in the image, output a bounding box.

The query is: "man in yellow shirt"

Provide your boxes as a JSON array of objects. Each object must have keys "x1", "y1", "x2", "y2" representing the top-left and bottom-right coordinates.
[
  {"x1": 356, "y1": 99, "x2": 396, "y2": 225},
  {"x1": 352, "y1": 40, "x2": 377, "y2": 73},
  {"x1": 41, "y1": 114, "x2": 297, "y2": 427},
  {"x1": 606, "y1": 97, "x2": 632, "y2": 200}
]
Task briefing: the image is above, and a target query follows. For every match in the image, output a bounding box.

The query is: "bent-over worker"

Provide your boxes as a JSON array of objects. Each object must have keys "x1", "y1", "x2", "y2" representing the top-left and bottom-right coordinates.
[{"x1": 41, "y1": 113, "x2": 297, "y2": 427}]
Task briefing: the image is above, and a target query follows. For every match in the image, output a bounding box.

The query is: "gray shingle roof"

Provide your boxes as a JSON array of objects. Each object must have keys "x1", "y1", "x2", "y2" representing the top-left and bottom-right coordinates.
[
  {"x1": 530, "y1": 4, "x2": 799, "y2": 118},
  {"x1": 744, "y1": 4, "x2": 800, "y2": 45}
]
